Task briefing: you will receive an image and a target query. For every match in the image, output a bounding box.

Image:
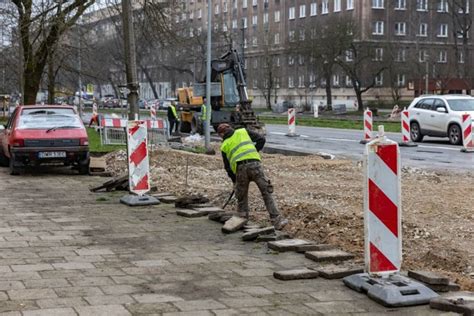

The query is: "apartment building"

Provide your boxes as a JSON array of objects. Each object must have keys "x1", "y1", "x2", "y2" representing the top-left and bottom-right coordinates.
[{"x1": 178, "y1": 0, "x2": 473, "y2": 107}]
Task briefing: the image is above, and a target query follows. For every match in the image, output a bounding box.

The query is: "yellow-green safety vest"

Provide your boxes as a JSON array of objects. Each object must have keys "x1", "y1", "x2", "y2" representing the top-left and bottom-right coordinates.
[
  {"x1": 221, "y1": 128, "x2": 261, "y2": 174},
  {"x1": 170, "y1": 104, "x2": 178, "y2": 119},
  {"x1": 201, "y1": 104, "x2": 211, "y2": 121}
]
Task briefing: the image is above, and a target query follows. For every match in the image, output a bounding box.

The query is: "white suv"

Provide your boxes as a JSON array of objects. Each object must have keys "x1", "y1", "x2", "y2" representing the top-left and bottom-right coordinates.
[{"x1": 407, "y1": 95, "x2": 474, "y2": 145}]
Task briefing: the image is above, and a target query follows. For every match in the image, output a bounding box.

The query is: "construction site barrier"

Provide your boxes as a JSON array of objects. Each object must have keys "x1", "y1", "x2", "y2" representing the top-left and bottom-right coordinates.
[
  {"x1": 360, "y1": 109, "x2": 373, "y2": 144},
  {"x1": 399, "y1": 109, "x2": 417, "y2": 147},
  {"x1": 126, "y1": 120, "x2": 150, "y2": 195},
  {"x1": 461, "y1": 113, "x2": 474, "y2": 153},
  {"x1": 150, "y1": 103, "x2": 156, "y2": 120},
  {"x1": 286, "y1": 108, "x2": 298, "y2": 137},
  {"x1": 100, "y1": 118, "x2": 168, "y2": 147}
]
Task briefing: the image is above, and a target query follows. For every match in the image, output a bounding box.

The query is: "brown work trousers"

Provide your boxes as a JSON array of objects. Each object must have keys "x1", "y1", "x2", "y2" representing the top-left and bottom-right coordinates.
[{"x1": 235, "y1": 161, "x2": 280, "y2": 219}]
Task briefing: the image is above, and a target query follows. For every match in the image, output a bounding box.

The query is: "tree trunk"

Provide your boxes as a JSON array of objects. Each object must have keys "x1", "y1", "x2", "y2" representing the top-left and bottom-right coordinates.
[
  {"x1": 23, "y1": 63, "x2": 43, "y2": 105},
  {"x1": 140, "y1": 65, "x2": 159, "y2": 99},
  {"x1": 356, "y1": 88, "x2": 364, "y2": 111},
  {"x1": 325, "y1": 76, "x2": 332, "y2": 108},
  {"x1": 47, "y1": 53, "x2": 55, "y2": 104}
]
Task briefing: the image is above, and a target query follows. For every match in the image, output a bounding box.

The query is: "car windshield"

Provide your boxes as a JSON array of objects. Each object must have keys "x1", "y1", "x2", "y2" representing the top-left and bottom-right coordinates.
[
  {"x1": 17, "y1": 108, "x2": 83, "y2": 130},
  {"x1": 447, "y1": 99, "x2": 474, "y2": 111}
]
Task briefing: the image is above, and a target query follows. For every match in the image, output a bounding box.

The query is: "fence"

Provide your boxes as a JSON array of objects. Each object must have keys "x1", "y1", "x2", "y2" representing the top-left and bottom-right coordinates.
[{"x1": 100, "y1": 118, "x2": 169, "y2": 148}]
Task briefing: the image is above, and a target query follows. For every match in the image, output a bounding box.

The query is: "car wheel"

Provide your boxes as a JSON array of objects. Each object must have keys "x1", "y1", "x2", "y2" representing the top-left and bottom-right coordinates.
[
  {"x1": 410, "y1": 122, "x2": 424, "y2": 142},
  {"x1": 0, "y1": 150, "x2": 9, "y2": 167},
  {"x1": 9, "y1": 154, "x2": 20, "y2": 175},
  {"x1": 448, "y1": 124, "x2": 462, "y2": 145}
]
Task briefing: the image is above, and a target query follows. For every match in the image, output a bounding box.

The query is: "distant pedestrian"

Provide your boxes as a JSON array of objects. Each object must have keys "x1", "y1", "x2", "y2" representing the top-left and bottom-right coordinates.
[
  {"x1": 167, "y1": 101, "x2": 179, "y2": 135},
  {"x1": 217, "y1": 123, "x2": 288, "y2": 229}
]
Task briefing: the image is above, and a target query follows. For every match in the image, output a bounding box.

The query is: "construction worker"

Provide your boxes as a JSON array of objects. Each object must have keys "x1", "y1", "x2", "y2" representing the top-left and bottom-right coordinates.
[
  {"x1": 88, "y1": 102, "x2": 99, "y2": 127},
  {"x1": 167, "y1": 101, "x2": 179, "y2": 135},
  {"x1": 217, "y1": 123, "x2": 288, "y2": 230}
]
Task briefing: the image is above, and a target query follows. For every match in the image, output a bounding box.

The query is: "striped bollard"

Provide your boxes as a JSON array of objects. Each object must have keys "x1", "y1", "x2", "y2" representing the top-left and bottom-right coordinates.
[
  {"x1": 398, "y1": 109, "x2": 417, "y2": 147},
  {"x1": 120, "y1": 120, "x2": 159, "y2": 206},
  {"x1": 150, "y1": 103, "x2": 157, "y2": 120},
  {"x1": 461, "y1": 113, "x2": 474, "y2": 153},
  {"x1": 343, "y1": 126, "x2": 438, "y2": 306},
  {"x1": 92, "y1": 103, "x2": 98, "y2": 117},
  {"x1": 285, "y1": 108, "x2": 299, "y2": 137},
  {"x1": 360, "y1": 109, "x2": 372, "y2": 144}
]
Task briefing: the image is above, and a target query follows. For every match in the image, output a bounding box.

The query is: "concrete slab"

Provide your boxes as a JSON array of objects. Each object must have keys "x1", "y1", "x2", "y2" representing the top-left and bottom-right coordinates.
[
  {"x1": 273, "y1": 268, "x2": 319, "y2": 281},
  {"x1": 267, "y1": 239, "x2": 311, "y2": 252},
  {"x1": 430, "y1": 291, "x2": 474, "y2": 314},
  {"x1": 242, "y1": 227, "x2": 275, "y2": 241},
  {"x1": 295, "y1": 244, "x2": 335, "y2": 253},
  {"x1": 176, "y1": 209, "x2": 205, "y2": 218},
  {"x1": 120, "y1": 194, "x2": 160, "y2": 207},
  {"x1": 255, "y1": 232, "x2": 291, "y2": 242},
  {"x1": 426, "y1": 282, "x2": 461, "y2": 293},
  {"x1": 222, "y1": 216, "x2": 247, "y2": 234},
  {"x1": 159, "y1": 196, "x2": 178, "y2": 204},
  {"x1": 407, "y1": 270, "x2": 450, "y2": 285},
  {"x1": 208, "y1": 212, "x2": 225, "y2": 222},
  {"x1": 153, "y1": 192, "x2": 175, "y2": 198},
  {"x1": 317, "y1": 265, "x2": 364, "y2": 279},
  {"x1": 305, "y1": 250, "x2": 354, "y2": 262}
]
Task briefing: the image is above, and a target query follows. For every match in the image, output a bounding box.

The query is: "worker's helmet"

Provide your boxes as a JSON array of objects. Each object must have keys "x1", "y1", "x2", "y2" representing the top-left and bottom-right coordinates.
[{"x1": 217, "y1": 123, "x2": 232, "y2": 135}]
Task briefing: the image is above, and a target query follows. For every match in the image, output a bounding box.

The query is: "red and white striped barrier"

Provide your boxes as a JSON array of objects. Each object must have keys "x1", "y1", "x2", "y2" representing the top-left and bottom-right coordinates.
[
  {"x1": 126, "y1": 121, "x2": 150, "y2": 195},
  {"x1": 461, "y1": 113, "x2": 474, "y2": 153},
  {"x1": 150, "y1": 103, "x2": 156, "y2": 120},
  {"x1": 286, "y1": 108, "x2": 298, "y2": 137},
  {"x1": 101, "y1": 118, "x2": 127, "y2": 128},
  {"x1": 360, "y1": 109, "x2": 373, "y2": 144},
  {"x1": 399, "y1": 109, "x2": 417, "y2": 147},
  {"x1": 365, "y1": 127, "x2": 401, "y2": 274}
]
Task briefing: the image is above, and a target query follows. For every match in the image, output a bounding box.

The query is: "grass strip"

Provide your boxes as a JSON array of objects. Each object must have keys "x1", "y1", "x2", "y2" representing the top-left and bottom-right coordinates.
[{"x1": 87, "y1": 128, "x2": 125, "y2": 153}]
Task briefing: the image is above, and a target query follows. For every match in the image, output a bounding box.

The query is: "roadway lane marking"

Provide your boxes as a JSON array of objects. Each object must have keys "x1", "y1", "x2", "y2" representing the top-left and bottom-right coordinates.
[
  {"x1": 326, "y1": 137, "x2": 359, "y2": 143},
  {"x1": 418, "y1": 145, "x2": 460, "y2": 151},
  {"x1": 270, "y1": 132, "x2": 286, "y2": 136}
]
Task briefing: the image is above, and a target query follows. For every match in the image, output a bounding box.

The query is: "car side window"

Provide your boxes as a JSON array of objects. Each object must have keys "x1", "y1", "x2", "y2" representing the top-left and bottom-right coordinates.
[
  {"x1": 421, "y1": 99, "x2": 433, "y2": 110},
  {"x1": 6, "y1": 108, "x2": 18, "y2": 129},
  {"x1": 414, "y1": 100, "x2": 424, "y2": 109},
  {"x1": 433, "y1": 99, "x2": 446, "y2": 111}
]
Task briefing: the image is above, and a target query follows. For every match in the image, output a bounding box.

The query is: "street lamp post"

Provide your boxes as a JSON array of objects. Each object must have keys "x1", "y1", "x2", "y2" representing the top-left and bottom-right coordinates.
[
  {"x1": 425, "y1": 60, "x2": 429, "y2": 94},
  {"x1": 205, "y1": 0, "x2": 212, "y2": 150}
]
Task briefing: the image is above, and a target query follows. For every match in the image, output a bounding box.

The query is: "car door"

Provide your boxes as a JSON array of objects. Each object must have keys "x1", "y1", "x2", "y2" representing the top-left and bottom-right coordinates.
[
  {"x1": 412, "y1": 98, "x2": 433, "y2": 133},
  {"x1": 428, "y1": 99, "x2": 449, "y2": 135}
]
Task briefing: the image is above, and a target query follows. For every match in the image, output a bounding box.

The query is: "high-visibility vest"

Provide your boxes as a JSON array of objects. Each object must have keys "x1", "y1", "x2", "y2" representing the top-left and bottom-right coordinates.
[
  {"x1": 201, "y1": 104, "x2": 211, "y2": 121},
  {"x1": 221, "y1": 128, "x2": 261, "y2": 174},
  {"x1": 170, "y1": 104, "x2": 178, "y2": 119}
]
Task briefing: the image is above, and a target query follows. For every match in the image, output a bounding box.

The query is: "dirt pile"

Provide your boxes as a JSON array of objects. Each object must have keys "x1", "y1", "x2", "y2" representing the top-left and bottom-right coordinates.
[{"x1": 105, "y1": 146, "x2": 474, "y2": 290}]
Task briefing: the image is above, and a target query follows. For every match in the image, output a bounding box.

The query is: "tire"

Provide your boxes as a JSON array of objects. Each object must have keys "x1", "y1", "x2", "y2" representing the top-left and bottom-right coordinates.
[
  {"x1": 448, "y1": 124, "x2": 462, "y2": 145},
  {"x1": 0, "y1": 150, "x2": 9, "y2": 167},
  {"x1": 410, "y1": 122, "x2": 424, "y2": 142},
  {"x1": 9, "y1": 154, "x2": 19, "y2": 175},
  {"x1": 78, "y1": 164, "x2": 89, "y2": 175},
  {"x1": 180, "y1": 121, "x2": 191, "y2": 133},
  {"x1": 191, "y1": 115, "x2": 203, "y2": 135}
]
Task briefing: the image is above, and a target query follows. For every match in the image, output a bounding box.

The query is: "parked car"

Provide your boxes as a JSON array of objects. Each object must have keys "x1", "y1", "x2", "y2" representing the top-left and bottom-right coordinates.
[
  {"x1": 138, "y1": 99, "x2": 148, "y2": 109},
  {"x1": 0, "y1": 105, "x2": 90, "y2": 175},
  {"x1": 407, "y1": 94, "x2": 474, "y2": 145},
  {"x1": 160, "y1": 98, "x2": 177, "y2": 110}
]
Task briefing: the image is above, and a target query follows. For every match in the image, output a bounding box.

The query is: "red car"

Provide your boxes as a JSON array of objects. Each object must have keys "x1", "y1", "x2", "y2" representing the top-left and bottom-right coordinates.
[{"x1": 0, "y1": 105, "x2": 90, "y2": 175}]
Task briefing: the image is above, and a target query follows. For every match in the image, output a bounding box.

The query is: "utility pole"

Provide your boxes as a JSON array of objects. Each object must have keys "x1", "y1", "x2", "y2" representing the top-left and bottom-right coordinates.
[
  {"x1": 121, "y1": 0, "x2": 139, "y2": 120},
  {"x1": 78, "y1": 19, "x2": 83, "y2": 119},
  {"x1": 425, "y1": 59, "x2": 429, "y2": 94},
  {"x1": 205, "y1": 0, "x2": 212, "y2": 150}
]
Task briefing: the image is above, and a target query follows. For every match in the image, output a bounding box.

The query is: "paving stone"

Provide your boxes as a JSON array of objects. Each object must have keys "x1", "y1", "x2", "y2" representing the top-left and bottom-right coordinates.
[
  {"x1": 160, "y1": 196, "x2": 178, "y2": 203},
  {"x1": 0, "y1": 281, "x2": 25, "y2": 290},
  {"x1": 309, "y1": 290, "x2": 364, "y2": 301},
  {"x1": 7, "y1": 288, "x2": 57, "y2": 300},
  {"x1": 305, "y1": 301, "x2": 367, "y2": 313},
  {"x1": 222, "y1": 216, "x2": 248, "y2": 234},
  {"x1": 242, "y1": 227, "x2": 275, "y2": 241},
  {"x1": 100, "y1": 284, "x2": 142, "y2": 295},
  {"x1": 430, "y1": 291, "x2": 474, "y2": 315},
  {"x1": 192, "y1": 207, "x2": 224, "y2": 214},
  {"x1": 84, "y1": 294, "x2": 135, "y2": 305},
  {"x1": 208, "y1": 212, "x2": 225, "y2": 222},
  {"x1": 163, "y1": 311, "x2": 213, "y2": 316},
  {"x1": 267, "y1": 239, "x2": 311, "y2": 252},
  {"x1": 132, "y1": 259, "x2": 170, "y2": 267},
  {"x1": 133, "y1": 294, "x2": 184, "y2": 303},
  {"x1": 176, "y1": 209, "x2": 205, "y2": 218},
  {"x1": 426, "y1": 282, "x2": 461, "y2": 292},
  {"x1": 408, "y1": 270, "x2": 450, "y2": 285},
  {"x1": 317, "y1": 265, "x2": 364, "y2": 279},
  {"x1": 75, "y1": 248, "x2": 114, "y2": 256},
  {"x1": 305, "y1": 250, "x2": 354, "y2": 262},
  {"x1": 218, "y1": 298, "x2": 272, "y2": 308},
  {"x1": 173, "y1": 299, "x2": 226, "y2": 311},
  {"x1": 153, "y1": 192, "x2": 175, "y2": 198},
  {"x1": 75, "y1": 305, "x2": 131, "y2": 316},
  {"x1": 232, "y1": 268, "x2": 274, "y2": 277},
  {"x1": 24, "y1": 278, "x2": 70, "y2": 289},
  {"x1": 219, "y1": 214, "x2": 234, "y2": 223},
  {"x1": 126, "y1": 302, "x2": 178, "y2": 314},
  {"x1": 36, "y1": 297, "x2": 87, "y2": 309},
  {"x1": 52, "y1": 262, "x2": 95, "y2": 270},
  {"x1": 273, "y1": 268, "x2": 319, "y2": 280},
  {"x1": 10, "y1": 264, "x2": 53, "y2": 272},
  {"x1": 54, "y1": 286, "x2": 104, "y2": 298},
  {"x1": 223, "y1": 286, "x2": 273, "y2": 296},
  {"x1": 295, "y1": 243, "x2": 335, "y2": 253},
  {"x1": 22, "y1": 308, "x2": 77, "y2": 316},
  {"x1": 243, "y1": 225, "x2": 261, "y2": 230},
  {"x1": 255, "y1": 232, "x2": 290, "y2": 242}
]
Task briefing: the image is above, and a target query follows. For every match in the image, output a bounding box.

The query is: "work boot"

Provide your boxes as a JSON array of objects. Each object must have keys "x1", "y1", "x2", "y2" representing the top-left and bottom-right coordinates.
[{"x1": 271, "y1": 215, "x2": 288, "y2": 230}]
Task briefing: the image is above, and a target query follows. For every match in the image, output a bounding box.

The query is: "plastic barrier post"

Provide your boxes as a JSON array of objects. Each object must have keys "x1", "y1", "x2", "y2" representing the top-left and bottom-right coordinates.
[
  {"x1": 398, "y1": 109, "x2": 417, "y2": 147},
  {"x1": 360, "y1": 109, "x2": 373, "y2": 144},
  {"x1": 461, "y1": 114, "x2": 474, "y2": 153},
  {"x1": 285, "y1": 108, "x2": 299, "y2": 137}
]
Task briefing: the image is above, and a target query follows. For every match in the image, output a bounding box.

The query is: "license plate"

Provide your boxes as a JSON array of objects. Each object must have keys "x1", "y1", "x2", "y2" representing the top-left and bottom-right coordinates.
[{"x1": 38, "y1": 151, "x2": 66, "y2": 158}]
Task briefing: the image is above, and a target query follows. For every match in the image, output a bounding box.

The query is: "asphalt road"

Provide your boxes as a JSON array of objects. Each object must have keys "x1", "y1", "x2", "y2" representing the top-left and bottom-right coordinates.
[{"x1": 266, "y1": 124, "x2": 474, "y2": 172}]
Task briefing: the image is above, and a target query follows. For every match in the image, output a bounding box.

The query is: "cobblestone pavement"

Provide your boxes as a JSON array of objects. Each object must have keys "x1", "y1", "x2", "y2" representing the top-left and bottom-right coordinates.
[{"x1": 0, "y1": 169, "x2": 453, "y2": 315}]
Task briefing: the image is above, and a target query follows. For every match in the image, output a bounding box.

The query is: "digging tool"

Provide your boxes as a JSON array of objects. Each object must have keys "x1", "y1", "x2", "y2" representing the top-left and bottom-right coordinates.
[{"x1": 222, "y1": 190, "x2": 235, "y2": 209}]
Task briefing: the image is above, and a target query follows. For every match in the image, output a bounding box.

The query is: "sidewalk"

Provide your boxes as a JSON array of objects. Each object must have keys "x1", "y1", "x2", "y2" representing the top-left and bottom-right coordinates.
[{"x1": 0, "y1": 169, "x2": 447, "y2": 315}]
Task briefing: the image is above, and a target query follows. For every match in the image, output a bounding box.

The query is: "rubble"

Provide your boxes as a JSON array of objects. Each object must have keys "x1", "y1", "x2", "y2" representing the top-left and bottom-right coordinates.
[
  {"x1": 305, "y1": 250, "x2": 354, "y2": 263},
  {"x1": 273, "y1": 268, "x2": 319, "y2": 281},
  {"x1": 267, "y1": 239, "x2": 311, "y2": 252},
  {"x1": 430, "y1": 292, "x2": 474, "y2": 314},
  {"x1": 242, "y1": 227, "x2": 275, "y2": 241},
  {"x1": 222, "y1": 216, "x2": 247, "y2": 234}
]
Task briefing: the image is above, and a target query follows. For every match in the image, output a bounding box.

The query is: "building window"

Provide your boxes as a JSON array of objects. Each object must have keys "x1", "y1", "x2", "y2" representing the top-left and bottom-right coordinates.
[
  {"x1": 253, "y1": 0, "x2": 257, "y2": 6},
  {"x1": 252, "y1": 15, "x2": 258, "y2": 26},
  {"x1": 375, "y1": 73, "x2": 383, "y2": 86},
  {"x1": 288, "y1": 55, "x2": 295, "y2": 65},
  {"x1": 419, "y1": 50, "x2": 428, "y2": 62},
  {"x1": 197, "y1": 9, "x2": 202, "y2": 19},
  {"x1": 438, "y1": 50, "x2": 447, "y2": 63},
  {"x1": 395, "y1": 0, "x2": 406, "y2": 9},
  {"x1": 437, "y1": 0, "x2": 448, "y2": 12},
  {"x1": 289, "y1": 76, "x2": 295, "y2": 88},
  {"x1": 299, "y1": 75, "x2": 305, "y2": 88},
  {"x1": 223, "y1": 2, "x2": 228, "y2": 12},
  {"x1": 274, "y1": 33, "x2": 280, "y2": 44},
  {"x1": 299, "y1": 30, "x2": 305, "y2": 41},
  {"x1": 373, "y1": 21, "x2": 384, "y2": 35},
  {"x1": 289, "y1": 30, "x2": 296, "y2": 42},
  {"x1": 252, "y1": 36, "x2": 258, "y2": 47},
  {"x1": 298, "y1": 55, "x2": 304, "y2": 65},
  {"x1": 347, "y1": 0, "x2": 354, "y2": 10},
  {"x1": 346, "y1": 76, "x2": 352, "y2": 87},
  {"x1": 300, "y1": 5, "x2": 306, "y2": 18},
  {"x1": 396, "y1": 49, "x2": 406, "y2": 62},
  {"x1": 438, "y1": 24, "x2": 448, "y2": 37},
  {"x1": 275, "y1": 56, "x2": 280, "y2": 67},
  {"x1": 375, "y1": 48, "x2": 384, "y2": 61},
  {"x1": 275, "y1": 77, "x2": 280, "y2": 88},
  {"x1": 334, "y1": 0, "x2": 341, "y2": 12},
  {"x1": 253, "y1": 58, "x2": 258, "y2": 68},
  {"x1": 244, "y1": 38, "x2": 248, "y2": 48},
  {"x1": 242, "y1": 17, "x2": 247, "y2": 28},
  {"x1": 459, "y1": 51, "x2": 465, "y2": 63},
  {"x1": 372, "y1": 0, "x2": 384, "y2": 9},
  {"x1": 274, "y1": 10, "x2": 280, "y2": 22},
  {"x1": 418, "y1": 23, "x2": 428, "y2": 36},
  {"x1": 309, "y1": 74, "x2": 317, "y2": 88},
  {"x1": 232, "y1": 19, "x2": 237, "y2": 29},
  {"x1": 417, "y1": 0, "x2": 428, "y2": 11},
  {"x1": 346, "y1": 50, "x2": 354, "y2": 61},
  {"x1": 242, "y1": 0, "x2": 247, "y2": 9},
  {"x1": 322, "y1": 0, "x2": 329, "y2": 14},
  {"x1": 458, "y1": 1, "x2": 469, "y2": 13},
  {"x1": 215, "y1": 4, "x2": 220, "y2": 14},
  {"x1": 397, "y1": 74, "x2": 406, "y2": 87},
  {"x1": 395, "y1": 22, "x2": 406, "y2": 35},
  {"x1": 263, "y1": 12, "x2": 268, "y2": 24},
  {"x1": 333, "y1": 75, "x2": 340, "y2": 87},
  {"x1": 289, "y1": 7, "x2": 295, "y2": 19},
  {"x1": 310, "y1": 2, "x2": 317, "y2": 15}
]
